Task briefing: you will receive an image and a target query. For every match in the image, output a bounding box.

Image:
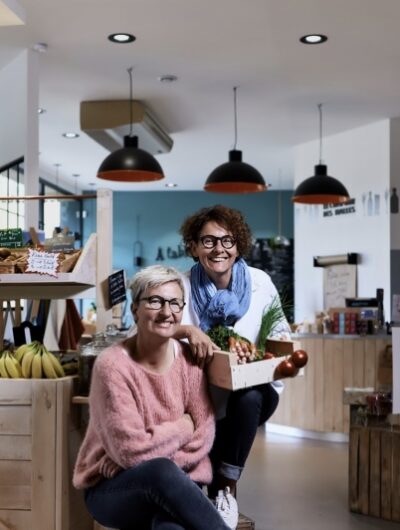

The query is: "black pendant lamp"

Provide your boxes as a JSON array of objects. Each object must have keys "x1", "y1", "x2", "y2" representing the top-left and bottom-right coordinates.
[
  {"x1": 97, "y1": 67, "x2": 164, "y2": 182},
  {"x1": 204, "y1": 87, "x2": 267, "y2": 193},
  {"x1": 292, "y1": 104, "x2": 350, "y2": 204}
]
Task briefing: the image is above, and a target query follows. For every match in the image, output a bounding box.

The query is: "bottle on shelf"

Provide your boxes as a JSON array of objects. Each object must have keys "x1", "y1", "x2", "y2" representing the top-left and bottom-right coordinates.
[
  {"x1": 390, "y1": 188, "x2": 399, "y2": 214},
  {"x1": 376, "y1": 288, "x2": 385, "y2": 330}
]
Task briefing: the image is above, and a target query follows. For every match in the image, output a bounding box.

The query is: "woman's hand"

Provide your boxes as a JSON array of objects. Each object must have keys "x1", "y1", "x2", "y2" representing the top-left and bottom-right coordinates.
[
  {"x1": 175, "y1": 325, "x2": 217, "y2": 368},
  {"x1": 183, "y1": 413, "x2": 195, "y2": 433}
]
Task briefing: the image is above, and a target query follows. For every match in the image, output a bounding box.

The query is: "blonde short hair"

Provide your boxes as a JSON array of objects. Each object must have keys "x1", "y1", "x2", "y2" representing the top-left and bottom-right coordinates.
[{"x1": 129, "y1": 265, "x2": 184, "y2": 304}]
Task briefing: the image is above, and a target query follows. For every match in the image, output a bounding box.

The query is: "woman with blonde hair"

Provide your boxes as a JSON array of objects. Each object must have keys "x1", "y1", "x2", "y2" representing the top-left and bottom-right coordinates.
[{"x1": 73, "y1": 265, "x2": 238, "y2": 530}]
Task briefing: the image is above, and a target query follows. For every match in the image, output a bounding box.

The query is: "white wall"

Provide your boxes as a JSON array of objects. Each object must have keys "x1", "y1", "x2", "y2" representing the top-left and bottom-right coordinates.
[
  {"x1": 390, "y1": 118, "x2": 400, "y2": 249},
  {"x1": 294, "y1": 119, "x2": 391, "y2": 323},
  {"x1": 389, "y1": 118, "x2": 400, "y2": 313}
]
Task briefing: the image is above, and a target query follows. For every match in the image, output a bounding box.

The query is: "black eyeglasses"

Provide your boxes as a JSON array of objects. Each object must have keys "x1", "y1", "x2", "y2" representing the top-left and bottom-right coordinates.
[
  {"x1": 199, "y1": 235, "x2": 236, "y2": 249},
  {"x1": 138, "y1": 296, "x2": 186, "y2": 313}
]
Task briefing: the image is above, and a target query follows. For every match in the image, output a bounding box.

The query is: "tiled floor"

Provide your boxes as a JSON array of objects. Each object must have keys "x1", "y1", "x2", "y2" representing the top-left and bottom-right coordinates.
[{"x1": 238, "y1": 428, "x2": 400, "y2": 530}]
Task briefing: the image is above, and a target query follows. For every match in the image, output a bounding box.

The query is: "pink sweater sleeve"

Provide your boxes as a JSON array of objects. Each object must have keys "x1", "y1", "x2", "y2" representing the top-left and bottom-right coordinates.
[
  {"x1": 171, "y1": 353, "x2": 215, "y2": 473},
  {"x1": 89, "y1": 353, "x2": 194, "y2": 469}
]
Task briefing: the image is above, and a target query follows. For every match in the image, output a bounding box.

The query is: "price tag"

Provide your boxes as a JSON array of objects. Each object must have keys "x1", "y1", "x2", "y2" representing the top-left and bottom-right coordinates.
[{"x1": 26, "y1": 249, "x2": 60, "y2": 277}]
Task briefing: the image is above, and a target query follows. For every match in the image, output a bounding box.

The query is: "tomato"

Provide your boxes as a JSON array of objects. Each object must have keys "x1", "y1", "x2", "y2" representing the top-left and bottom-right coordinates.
[
  {"x1": 275, "y1": 359, "x2": 298, "y2": 378},
  {"x1": 291, "y1": 349, "x2": 308, "y2": 368}
]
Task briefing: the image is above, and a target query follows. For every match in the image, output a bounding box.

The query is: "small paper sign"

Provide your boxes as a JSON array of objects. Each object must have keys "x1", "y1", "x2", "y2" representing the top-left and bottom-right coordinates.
[{"x1": 26, "y1": 249, "x2": 60, "y2": 277}]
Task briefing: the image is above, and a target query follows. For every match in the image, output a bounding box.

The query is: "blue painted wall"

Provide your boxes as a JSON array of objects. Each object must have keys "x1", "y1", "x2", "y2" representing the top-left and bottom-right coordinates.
[{"x1": 84, "y1": 190, "x2": 294, "y2": 281}]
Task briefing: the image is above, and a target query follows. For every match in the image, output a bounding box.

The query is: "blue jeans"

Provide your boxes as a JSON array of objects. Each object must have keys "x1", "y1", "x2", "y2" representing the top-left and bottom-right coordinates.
[
  {"x1": 84, "y1": 457, "x2": 231, "y2": 530},
  {"x1": 210, "y1": 383, "x2": 279, "y2": 481}
]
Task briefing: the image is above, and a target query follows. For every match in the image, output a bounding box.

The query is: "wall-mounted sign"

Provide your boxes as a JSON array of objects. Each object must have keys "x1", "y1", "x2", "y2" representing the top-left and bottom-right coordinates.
[
  {"x1": 323, "y1": 198, "x2": 356, "y2": 218},
  {"x1": 0, "y1": 228, "x2": 24, "y2": 248},
  {"x1": 323, "y1": 264, "x2": 357, "y2": 310},
  {"x1": 108, "y1": 269, "x2": 127, "y2": 308},
  {"x1": 26, "y1": 249, "x2": 59, "y2": 277}
]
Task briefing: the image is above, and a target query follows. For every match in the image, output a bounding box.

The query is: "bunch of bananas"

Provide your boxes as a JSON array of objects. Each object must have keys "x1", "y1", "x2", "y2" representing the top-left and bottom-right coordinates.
[
  {"x1": 0, "y1": 350, "x2": 23, "y2": 378},
  {"x1": 0, "y1": 341, "x2": 66, "y2": 379}
]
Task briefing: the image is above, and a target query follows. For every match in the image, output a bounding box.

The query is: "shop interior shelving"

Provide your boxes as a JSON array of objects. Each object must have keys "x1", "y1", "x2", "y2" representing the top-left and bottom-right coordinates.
[{"x1": 0, "y1": 233, "x2": 97, "y2": 300}]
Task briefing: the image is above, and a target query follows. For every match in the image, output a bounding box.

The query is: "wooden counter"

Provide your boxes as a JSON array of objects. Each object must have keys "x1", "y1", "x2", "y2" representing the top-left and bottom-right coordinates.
[{"x1": 270, "y1": 335, "x2": 392, "y2": 434}]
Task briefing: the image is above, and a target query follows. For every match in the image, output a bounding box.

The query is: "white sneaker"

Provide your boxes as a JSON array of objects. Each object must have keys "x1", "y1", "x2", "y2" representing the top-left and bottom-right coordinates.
[{"x1": 214, "y1": 486, "x2": 239, "y2": 529}]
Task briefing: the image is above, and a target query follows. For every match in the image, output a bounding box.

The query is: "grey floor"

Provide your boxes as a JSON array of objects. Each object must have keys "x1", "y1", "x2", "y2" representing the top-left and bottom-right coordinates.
[{"x1": 238, "y1": 428, "x2": 400, "y2": 530}]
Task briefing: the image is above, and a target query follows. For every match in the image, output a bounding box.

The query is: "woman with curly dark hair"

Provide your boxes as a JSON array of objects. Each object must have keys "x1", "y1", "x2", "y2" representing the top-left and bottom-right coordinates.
[{"x1": 176, "y1": 204, "x2": 290, "y2": 510}]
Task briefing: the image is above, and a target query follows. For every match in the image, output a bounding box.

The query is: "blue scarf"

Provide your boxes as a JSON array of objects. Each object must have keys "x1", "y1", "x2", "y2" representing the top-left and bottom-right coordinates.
[{"x1": 190, "y1": 258, "x2": 251, "y2": 331}]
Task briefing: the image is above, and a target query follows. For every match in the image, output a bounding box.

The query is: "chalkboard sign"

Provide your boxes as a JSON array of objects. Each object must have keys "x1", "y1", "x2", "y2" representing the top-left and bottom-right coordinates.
[
  {"x1": 108, "y1": 269, "x2": 127, "y2": 307},
  {"x1": 246, "y1": 238, "x2": 294, "y2": 323},
  {"x1": 0, "y1": 228, "x2": 24, "y2": 248}
]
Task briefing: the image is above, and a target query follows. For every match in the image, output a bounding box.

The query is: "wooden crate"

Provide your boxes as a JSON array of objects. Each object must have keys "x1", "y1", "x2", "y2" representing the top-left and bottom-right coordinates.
[
  {"x1": 349, "y1": 425, "x2": 400, "y2": 522},
  {"x1": 0, "y1": 377, "x2": 92, "y2": 530},
  {"x1": 207, "y1": 340, "x2": 303, "y2": 391}
]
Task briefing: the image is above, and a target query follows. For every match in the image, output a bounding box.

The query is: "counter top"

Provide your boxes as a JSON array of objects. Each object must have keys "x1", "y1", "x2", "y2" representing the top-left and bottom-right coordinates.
[{"x1": 292, "y1": 333, "x2": 391, "y2": 340}]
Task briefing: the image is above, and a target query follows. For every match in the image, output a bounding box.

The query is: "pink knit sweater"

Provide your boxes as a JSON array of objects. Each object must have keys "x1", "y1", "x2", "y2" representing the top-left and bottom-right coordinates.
[{"x1": 73, "y1": 339, "x2": 215, "y2": 489}]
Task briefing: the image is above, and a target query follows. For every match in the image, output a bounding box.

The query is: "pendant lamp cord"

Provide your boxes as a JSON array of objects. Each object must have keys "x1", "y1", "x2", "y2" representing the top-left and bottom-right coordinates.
[
  {"x1": 128, "y1": 67, "x2": 134, "y2": 137},
  {"x1": 278, "y1": 170, "x2": 282, "y2": 235},
  {"x1": 318, "y1": 102, "x2": 323, "y2": 164},
  {"x1": 233, "y1": 86, "x2": 238, "y2": 150}
]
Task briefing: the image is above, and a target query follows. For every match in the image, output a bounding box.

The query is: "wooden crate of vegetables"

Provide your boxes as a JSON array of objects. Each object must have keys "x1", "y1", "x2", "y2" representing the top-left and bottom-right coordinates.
[{"x1": 206, "y1": 326, "x2": 308, "y2": 391}]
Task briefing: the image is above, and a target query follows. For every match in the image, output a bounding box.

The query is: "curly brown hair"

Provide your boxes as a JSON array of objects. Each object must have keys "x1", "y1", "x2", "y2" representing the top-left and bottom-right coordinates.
[{"x1": 179, "y1": 205, "x2": 253, "y2": 260}]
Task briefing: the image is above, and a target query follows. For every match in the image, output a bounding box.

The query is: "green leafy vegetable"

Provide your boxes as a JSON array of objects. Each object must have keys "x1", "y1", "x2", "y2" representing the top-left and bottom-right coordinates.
[
  {"x1": 207, "y1": 325, "x2": 250, "y2": 351},
  {"x1": 256, "y1": 295, "x2": 288, "y2": 351}
]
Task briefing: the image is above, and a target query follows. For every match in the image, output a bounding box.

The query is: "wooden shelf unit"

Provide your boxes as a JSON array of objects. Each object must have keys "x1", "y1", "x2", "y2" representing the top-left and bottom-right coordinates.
[
  {"x1": 0, "y1": 189, "x2": 114, "y2": 530},
  {"x1": 0, "y1": 233, "x2": 97, "y2": 300},
  {"x1": 0, "y1": 234, "x2": 97, "y2": 349}
]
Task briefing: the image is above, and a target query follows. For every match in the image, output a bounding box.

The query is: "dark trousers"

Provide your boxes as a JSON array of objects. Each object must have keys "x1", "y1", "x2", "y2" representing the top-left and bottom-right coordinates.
[
  {"x1": 84, "y1": 457, "x2": 230, "y2": 530},
  {"x1": 210, "y1": 383, "x2": 279, "y2": 480}
]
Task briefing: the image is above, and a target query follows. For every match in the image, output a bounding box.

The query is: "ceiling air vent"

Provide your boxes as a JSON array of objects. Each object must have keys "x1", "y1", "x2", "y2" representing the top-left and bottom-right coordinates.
[{"x1": 80, "y1": 100, "x2": 173, "y2": 155}]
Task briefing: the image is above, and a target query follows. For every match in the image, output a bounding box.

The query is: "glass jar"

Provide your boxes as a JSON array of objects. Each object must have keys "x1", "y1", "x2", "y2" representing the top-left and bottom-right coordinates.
[
  {"x1": 78, "y1": 332, "x2": 109, "y2": 395},
  {"x1": 105, "y1": 323, "x2": 127, "y2": 344}
]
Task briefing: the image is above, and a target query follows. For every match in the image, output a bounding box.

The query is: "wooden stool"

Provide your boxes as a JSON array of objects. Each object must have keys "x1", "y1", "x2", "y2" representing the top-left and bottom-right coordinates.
[
  {"x1": 93, "y1": 511, "x2": 255, "y2": 529},
  {"x1": 237, "y1": 512, "x2": 256, "y2": 529}
]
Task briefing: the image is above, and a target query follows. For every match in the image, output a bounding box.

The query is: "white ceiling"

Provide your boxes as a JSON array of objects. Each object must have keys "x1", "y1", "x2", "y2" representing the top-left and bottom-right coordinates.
[{"x1": 1, "y1": 0, "x2": 400, "y2": 192}]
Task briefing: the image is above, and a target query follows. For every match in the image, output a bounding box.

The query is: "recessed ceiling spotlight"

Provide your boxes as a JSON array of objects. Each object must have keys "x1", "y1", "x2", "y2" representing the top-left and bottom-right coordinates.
[
  {"x1": 38, "y1": 108, "x2": 46, "y2": 114},
  {"x1": 158, "y1": 75, "x2": 178, "y2": 83},
  {"x1": 72, "y1": 174, "x2": 80, "y2": 177},
  {"x1": 108, "y1": 33, "x2": 136, "y2": 43},
  {"x1": 165, "y1": 182, "x2": 177, "y2": 188},
  {"x1": 62, "y1": 132, "x2": 80, "y2": 139},
  {"x1": 300, "y1": 34, "x2": 328, "y2": 44}
]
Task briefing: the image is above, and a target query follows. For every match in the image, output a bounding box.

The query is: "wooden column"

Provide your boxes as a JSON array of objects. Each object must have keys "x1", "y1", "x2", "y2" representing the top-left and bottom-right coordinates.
[{"x1": 95, "y1": 188, "x2": 113, "y2": 332}]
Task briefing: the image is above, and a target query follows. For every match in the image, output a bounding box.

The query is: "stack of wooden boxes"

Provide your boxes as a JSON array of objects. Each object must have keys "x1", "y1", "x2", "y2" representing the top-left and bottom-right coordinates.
[
  {"x1": 349, "y1": 423, "x2": 400, "y2": 522},
  {"x1": 0, "y1": 377, "x2": 92, "y2": 530}
]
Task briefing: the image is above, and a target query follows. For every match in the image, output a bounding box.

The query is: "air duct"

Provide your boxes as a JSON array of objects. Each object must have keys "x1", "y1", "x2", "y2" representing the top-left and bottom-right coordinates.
[{"x1": 80, "y1": 100, "x2": 173, "y2": 155}]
